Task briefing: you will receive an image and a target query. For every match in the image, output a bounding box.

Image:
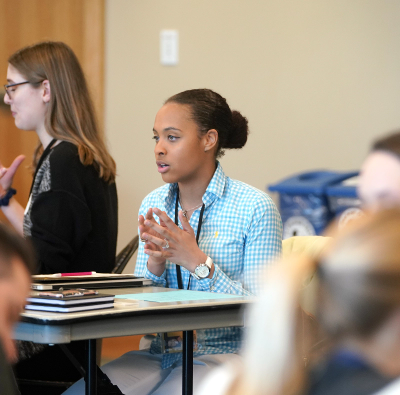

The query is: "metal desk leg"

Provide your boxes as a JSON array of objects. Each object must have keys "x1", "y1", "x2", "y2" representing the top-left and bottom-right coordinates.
[
  {"x1": 85, "y1": 339, "x2": 97, "y2": 395},
  {"x1": 182, "y1": 330, "x2": 193, "y2": 395}
]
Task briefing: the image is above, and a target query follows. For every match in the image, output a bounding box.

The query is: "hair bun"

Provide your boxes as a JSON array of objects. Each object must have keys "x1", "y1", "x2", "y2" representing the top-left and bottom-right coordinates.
[{"x1": 223, "y1": 110, "x2": 249, "y2": 149}]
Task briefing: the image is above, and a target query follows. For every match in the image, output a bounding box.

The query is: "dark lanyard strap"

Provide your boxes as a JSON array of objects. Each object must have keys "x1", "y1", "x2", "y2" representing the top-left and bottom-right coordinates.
[
  {"x1": 175, "y1": 191, "x2": 205, "y2": 290},
  {"x1": 29, "y1": 138, "x2": 58, "y2": 197}
]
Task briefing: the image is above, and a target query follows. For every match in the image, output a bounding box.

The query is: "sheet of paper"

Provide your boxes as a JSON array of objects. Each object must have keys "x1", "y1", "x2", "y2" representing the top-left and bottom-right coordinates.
[{"x1": 115, "y1": 290, "x2": 240, "y2": 303}]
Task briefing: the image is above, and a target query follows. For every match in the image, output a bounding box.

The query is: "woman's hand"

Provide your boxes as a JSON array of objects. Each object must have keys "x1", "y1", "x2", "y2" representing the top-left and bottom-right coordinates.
[
  {"x1": 0, "y1": 155, "x2": 25, "y2": 193},
  {"x1": 139, "y1": 208, "x2": 168, "y2": 276},
  {"x1": 141, "y1": 207, "x2": 207, "y2": 274}
]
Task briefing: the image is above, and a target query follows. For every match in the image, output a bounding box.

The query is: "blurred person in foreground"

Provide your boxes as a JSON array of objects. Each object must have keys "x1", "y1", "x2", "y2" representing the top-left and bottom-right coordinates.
[
  {"x1": 0, "y1": 223, "x2": 34, "y2": 395},
  {"x1": 198, "y1": 209, "x2": 400, "y2": 395},
  {"x1": 358, "y1": 132, "x2": 400, "y2": 212}
]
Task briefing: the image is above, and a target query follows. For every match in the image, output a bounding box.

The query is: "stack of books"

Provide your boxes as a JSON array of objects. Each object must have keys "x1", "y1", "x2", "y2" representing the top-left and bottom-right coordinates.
[{"x1": 26, "y1": 289, "x2": 115, "y2": 313}]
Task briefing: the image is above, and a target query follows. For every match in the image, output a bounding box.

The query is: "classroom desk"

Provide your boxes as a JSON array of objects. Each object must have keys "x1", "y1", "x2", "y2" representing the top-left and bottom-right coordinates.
[{"x1": 15, "y1": 287, "x2": 252, "y2": 395}]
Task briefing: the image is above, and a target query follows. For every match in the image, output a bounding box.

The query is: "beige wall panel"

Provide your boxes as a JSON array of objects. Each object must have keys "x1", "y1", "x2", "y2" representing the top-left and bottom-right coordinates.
[{"x1": 105, "y1": 1, "x2": 400, "y2": 272}]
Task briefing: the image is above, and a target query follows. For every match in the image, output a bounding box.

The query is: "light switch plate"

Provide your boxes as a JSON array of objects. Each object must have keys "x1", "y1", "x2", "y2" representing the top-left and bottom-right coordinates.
[{"x1": 160, "y1": 30, "x2": 179, "y2": 66}]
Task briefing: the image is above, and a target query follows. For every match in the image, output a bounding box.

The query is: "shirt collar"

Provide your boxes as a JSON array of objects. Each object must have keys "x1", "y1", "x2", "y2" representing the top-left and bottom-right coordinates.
[
  {"x1": 203, "y1": 162, "x2": 226, "y2": 205},
  {"x1": 159, "y1": 162, "x2": 227, "y2": 210}
]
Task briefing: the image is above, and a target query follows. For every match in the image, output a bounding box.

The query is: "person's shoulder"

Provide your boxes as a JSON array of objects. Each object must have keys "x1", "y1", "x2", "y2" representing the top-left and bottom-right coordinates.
[
  {"x1": 48, "y1": 141, "x2": 80, "y2": 169},
  {"x1": 46, "y1": 142, "x2": 94, "y2": 191},
  {"x1": 140, "y1": 184, "x2": 170, "y2": 210},
  {"x1": 227, "y1": 177, "x2": 276, "y2": 209}
]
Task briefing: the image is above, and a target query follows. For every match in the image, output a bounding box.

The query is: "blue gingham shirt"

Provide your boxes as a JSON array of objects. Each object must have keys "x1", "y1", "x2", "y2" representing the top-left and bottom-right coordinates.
[{"x1": 134, "y1": 163, "x2": 282, "y2": 368}]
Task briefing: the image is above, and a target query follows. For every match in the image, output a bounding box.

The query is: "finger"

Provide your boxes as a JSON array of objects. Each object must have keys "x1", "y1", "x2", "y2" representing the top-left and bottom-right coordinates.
[
  {"x1": 152, "y1": 208, "x2": 178, "y2": 232},
  {"x1": 178, "y1": 211, "x2": 195, "y2": 235},
  {"x1": 143, "y1": 241, "x2": 160, "y2": 251},
  {"x1": 144, "y1": 249, "x2": 165, "y2": 258},
  {"x1": 0, "y1": 168, "x2": 6, "y2": 178},
  {"x1": 138, "y1": 217, "x2": 145, "y2": 237},
  {"x1": 145, "y1": 208, "x2": 154, "y2": 221},
  {"x1": 144, "y1": 219, "x2": 171, "y2": 239},
  {"x1": 8, "y1": 155, "x2": 25, "y2": 174},
  {"x1": 139, "y1": 221, "x2": 164, "y2": 241},
  {"x1": 142, "y1": 233, "x2": 167, "y2": 249},
  {"x1": 139, "y1": 219, "x2": 158, "y2": 233}
]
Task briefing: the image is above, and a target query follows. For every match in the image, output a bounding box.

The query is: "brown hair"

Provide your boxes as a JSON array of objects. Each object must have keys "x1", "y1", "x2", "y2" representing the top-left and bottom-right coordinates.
[
  {"x1": 165, "y1": 89, "x2": 249, "y2": 159},
  {"x1": 8, "y1": 41, "x2": 116, "y2": 183},
  {"x1": 371, "y1": 131, "x2": 400, "y2": 160}
]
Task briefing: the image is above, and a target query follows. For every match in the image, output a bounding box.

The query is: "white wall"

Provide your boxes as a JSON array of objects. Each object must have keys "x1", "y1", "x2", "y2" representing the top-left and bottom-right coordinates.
[{"x1": 105, "y1": 0, "x2": 400, "y2": 272}]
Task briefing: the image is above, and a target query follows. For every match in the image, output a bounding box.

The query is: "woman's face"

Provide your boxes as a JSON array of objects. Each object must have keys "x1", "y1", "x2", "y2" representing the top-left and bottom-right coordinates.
[
  {"x1": 153, "y1": 102, "x2": 211, "y2": 184},
  {"x1": 358, "y1": 150, "x2": 400, "y2": 212},
  {"x1": 4, "y1": 64, "x2": 47, "y2": 132}
]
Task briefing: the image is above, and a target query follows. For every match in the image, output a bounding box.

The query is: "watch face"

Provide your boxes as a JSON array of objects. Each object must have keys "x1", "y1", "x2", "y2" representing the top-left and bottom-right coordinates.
[{"x1": 195, "y1": 265, "x2": 209, "y2": 278}]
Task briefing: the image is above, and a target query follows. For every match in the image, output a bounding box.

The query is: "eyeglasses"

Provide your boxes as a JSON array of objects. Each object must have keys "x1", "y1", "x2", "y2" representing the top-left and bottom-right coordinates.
[{"x1": 4, "y1": 81, "x2": 30, "y2": 98}]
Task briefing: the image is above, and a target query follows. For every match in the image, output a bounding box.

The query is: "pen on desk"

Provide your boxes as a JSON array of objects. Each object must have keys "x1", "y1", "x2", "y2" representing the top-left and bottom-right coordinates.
[{"x1": 51, "y1": 271, "x2": 97, "y2": 277}]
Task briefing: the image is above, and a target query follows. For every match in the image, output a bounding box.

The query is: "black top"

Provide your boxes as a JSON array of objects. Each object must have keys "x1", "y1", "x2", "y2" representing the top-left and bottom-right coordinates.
[
  {"x1": 307, "y1": 350, "x2": 394, "y2": 395},
  {"x1": 23, "y1": 141, "x2": 118, "y2": 274}
]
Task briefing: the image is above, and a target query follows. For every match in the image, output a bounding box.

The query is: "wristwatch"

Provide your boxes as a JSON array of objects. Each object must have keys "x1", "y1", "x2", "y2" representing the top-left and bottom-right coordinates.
[{"x1": 191, "y1": 256, "x2": 213, "y2": 280}]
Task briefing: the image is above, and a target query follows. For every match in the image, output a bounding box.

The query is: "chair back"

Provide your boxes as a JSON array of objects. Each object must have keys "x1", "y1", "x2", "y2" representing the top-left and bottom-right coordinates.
[{"x1": 113, "y1": 235, "x2": 139, "y2": 274}]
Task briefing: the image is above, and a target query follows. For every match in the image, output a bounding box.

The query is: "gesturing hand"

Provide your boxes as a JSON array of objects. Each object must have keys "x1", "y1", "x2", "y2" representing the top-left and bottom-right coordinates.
[
  {"x1": 0, "y1": 155, "x2": 25, "y2": 194},
  {"x1": 139, "y1": 208, "x2": 168, "y2": 275},
  {"x1": 141, "y1": 207, "x2": 207, "y2": 274}
]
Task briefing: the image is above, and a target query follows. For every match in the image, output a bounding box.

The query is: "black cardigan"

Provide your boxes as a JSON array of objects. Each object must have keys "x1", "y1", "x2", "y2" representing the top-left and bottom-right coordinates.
[{"x1": 23, "y1": 141, "x2": 118, "y2": 274}]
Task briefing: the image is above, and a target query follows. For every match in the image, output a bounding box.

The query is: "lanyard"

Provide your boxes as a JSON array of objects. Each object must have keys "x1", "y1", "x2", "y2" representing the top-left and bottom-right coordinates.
[
  {"x1": 174, "y1": 191, "x2": 205, "y2": 290},
  {"x1": 29, "y1": 138, "x2": 58, "y2": 197}
]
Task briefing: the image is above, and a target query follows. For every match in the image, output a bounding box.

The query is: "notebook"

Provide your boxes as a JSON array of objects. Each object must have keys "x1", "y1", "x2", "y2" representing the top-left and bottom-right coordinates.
[
  {"x1": 31, "y1": 273, "x2": 152, "y2": 290},
  {"x1": 27, "y1": 292, "x2": 115, "y2": 305},
  {"x1": 26, "y1": 290, "x2": 115, "y2": 313},
  {"x1": 25, "y1": 302, "x2": 115, "y2": 313}
]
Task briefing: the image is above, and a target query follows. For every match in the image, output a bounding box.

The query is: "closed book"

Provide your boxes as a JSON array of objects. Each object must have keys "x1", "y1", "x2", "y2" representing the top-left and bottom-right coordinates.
[
  {"x1": 31, "y1": 274, "x2": 152, "y2": 290},
  {"x1": 27, "y1": 292, "x2": 115, "y2": 306},
  {"x1": 25, "y1": 302, "x2": 114, "y2": 313}
]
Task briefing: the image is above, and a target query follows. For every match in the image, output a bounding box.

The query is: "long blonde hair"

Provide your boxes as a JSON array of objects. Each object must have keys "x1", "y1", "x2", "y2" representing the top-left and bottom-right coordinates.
[
  {"x1": 229, "y1": 209, "x2": 400, "y2": 395},
  {"x1": 9, "y1": 41, "x2": 116, "y2": 183}
]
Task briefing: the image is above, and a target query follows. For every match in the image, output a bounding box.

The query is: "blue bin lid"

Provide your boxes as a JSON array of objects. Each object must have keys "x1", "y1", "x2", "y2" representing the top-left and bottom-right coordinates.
[
  {"x1": 326, "y1": 174, "x2": 359, "y2": 198},
  {"x1": 268, "y1": 170, "x2": 359, "y2": 195}
]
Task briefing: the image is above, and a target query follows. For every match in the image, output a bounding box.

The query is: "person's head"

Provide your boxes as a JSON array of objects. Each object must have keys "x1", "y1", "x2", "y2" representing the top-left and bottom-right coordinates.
[
  {"x1": 153, "y1": 89, "x2": 249, "y2": 184},
  {"x1": 228, "y1": 210, "x2": 400, "y2": 395},
  {"x1": 5, "y1": 41, "x2": 115, "y2": 182},
  {"x1": 0, "y1": 224, "x2": 35, "y2": 363},
  {"x1": 358, "y1": 132, "x2": 400, "y2": 212},
  {"x1": 317, "y1": 209, "x2": 400, "y2": 341}
]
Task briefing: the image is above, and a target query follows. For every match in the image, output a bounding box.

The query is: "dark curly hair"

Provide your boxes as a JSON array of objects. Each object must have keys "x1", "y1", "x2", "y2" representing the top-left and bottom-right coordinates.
[{"x1": 165, "y1": 89, "x2": 249, "y2": 158}]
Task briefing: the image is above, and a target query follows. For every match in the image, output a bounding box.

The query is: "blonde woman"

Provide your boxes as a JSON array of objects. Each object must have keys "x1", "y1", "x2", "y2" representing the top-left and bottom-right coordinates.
[
  {"x1": 1, "y1": 41, "x2": 118, "y2": 275},
  {"x1": 1, "y1": 41, "x2": 118, "y2": 386},
  {"x1": 199, "y1": 209, "x2": 400, "y2": 395}
]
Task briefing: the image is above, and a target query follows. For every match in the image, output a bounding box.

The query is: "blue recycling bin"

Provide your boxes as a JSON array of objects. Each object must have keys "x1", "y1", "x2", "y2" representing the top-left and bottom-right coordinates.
[
  {"x1": 326, "y1": 175, "x2": 363, "y2": 228},
  {"x1": 268, "y1": 170, "x2": 358, "y2": 239}
]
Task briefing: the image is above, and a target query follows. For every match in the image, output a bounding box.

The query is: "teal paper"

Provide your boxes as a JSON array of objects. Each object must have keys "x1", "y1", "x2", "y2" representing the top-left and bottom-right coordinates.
[{"x1": 115, "y1": 290, "x2": 239, "y2": 303}]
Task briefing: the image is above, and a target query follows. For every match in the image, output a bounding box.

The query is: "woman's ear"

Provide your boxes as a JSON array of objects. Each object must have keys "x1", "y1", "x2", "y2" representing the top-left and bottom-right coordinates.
[
  {"x1": 42, "y1": 80, "x2": 51, "y2": 103},
  {"x1": 204, "y1": 129, "x2": 218, "y2": 152}
]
